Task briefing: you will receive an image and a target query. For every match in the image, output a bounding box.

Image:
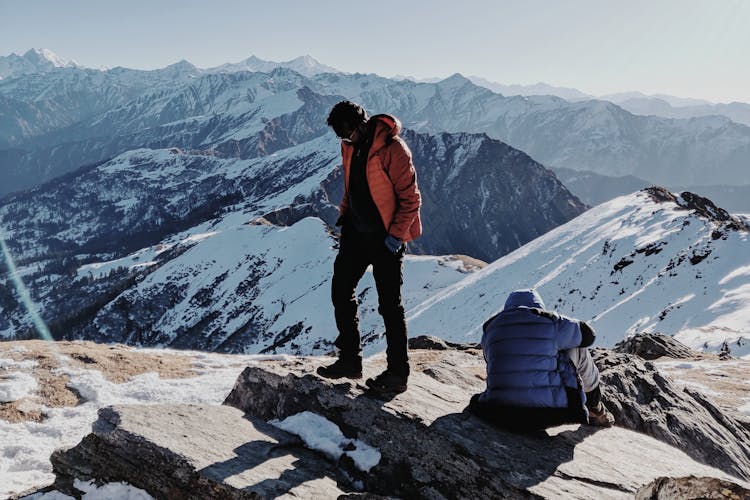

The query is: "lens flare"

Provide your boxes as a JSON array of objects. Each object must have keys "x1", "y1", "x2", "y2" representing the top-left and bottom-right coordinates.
[{"x1": 0, "y1": 235, "x2": 55, "y2": 342}]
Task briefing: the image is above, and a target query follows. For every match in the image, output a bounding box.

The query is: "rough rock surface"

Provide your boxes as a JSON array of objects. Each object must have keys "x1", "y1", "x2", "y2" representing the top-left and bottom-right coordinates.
[
  {"x1": 593, "y1": 349, "x2": 750, "y2": 481},
  {"x1": 224, "y1": 349, "x2": 745, "y2": 498},
  {"x1": 46, "y1": 344, "x2": 750, "y2": 499},
  {"x1": 51, "y1": 404, "x2": 349, "y2": 499},
  {"x1": 644, "y1": 186, "x2": 750, "y2": 232},
  {"x1": 613, "y1": 332, "x2": 696, "y2": 360},
  {"x1": 636, "y1": 476, "x2": 750, "y2": 499}
]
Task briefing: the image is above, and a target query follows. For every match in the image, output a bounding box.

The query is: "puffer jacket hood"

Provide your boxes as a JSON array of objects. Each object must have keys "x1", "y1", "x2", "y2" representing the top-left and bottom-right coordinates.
[
  {"x1": 368, "y1": 114, "x2": 401, "y2": 151},
  {"x1": 503, "y1": 289, "x2": 546, "y2": 310}
]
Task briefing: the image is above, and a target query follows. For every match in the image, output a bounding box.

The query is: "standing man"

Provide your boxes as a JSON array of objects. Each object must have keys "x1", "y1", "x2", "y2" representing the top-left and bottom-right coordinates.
[{"x1": 317, "y1": 100, "x2": 422, "y2": 394}]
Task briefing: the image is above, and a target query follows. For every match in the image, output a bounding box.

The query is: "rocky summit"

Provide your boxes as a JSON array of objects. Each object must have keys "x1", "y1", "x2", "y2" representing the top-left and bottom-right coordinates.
[{"x1": 40, "y1": 337, "x2": 749, "y2": 499}]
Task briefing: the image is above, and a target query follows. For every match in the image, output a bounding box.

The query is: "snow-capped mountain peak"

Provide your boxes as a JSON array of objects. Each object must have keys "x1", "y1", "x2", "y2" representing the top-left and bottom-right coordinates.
[
  {"x1": 0, "y1": 48, "x2": 79, "y2": 79},
  {"x1": 23, "y1": 48, "x2": 78, "y2": 68},
  {"x1": 207, "y1": 54, "x2": 339, "y2": 77}
]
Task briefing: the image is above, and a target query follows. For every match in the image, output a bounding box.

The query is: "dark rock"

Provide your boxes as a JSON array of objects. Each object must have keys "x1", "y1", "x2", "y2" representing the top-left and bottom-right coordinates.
[
  {"x1": 690, "y1": 250, "x2": 712, "y2": 265},
  {"x1": 51, "y1": 404, "x2": 350, "y2": 499},
  {"x1": 636, "y1": 475, "x2": 750, "y2": 499},
  {"x1": 644, "y1": 186, "x2": 678, "y2": 204},
  {"x1": 643, "y1": 187, "x2": 750, "y2": 232},
  {"x1": 593, "y1": 349, "x2": 750, "y2": 480},
  {"x1": 680, "y1": 192, "x2": 733, "y2": 223},
  {"x1": 612, "y1": 257, "x2": 634, "y2": 273},
  {"x1": 407, "y1": 335, "x2": 479, "y2": 351},
  {"x1": 613, "y1": 332, "x2": 696, "y2": 360}
]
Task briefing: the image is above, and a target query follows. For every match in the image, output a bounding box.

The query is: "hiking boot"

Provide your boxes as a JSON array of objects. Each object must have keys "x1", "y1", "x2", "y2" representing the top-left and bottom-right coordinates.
[
  {"x1": 316, "y1": 357, "x2": 362, "y2": 379},
  {"x1": 365, "y1": 370, "x2": 407, "y2": 394},
  {"x1": 587, "y1": 402, "x2": 615, "y2": 427}
]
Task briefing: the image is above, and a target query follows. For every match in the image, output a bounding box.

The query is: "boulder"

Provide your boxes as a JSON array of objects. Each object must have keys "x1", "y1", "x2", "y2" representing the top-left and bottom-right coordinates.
[
  {"x1": 613, "y1": 332, "x2": 695, "y2": 360},
  {"x1": 636, "y1": 476, "x2": 750, "y2": 499},
  {"x1": 593, "y1": 349, "x2": 750, "y2": 481},
  {"x1": 50, "y1": 404, "x2": 349, "y2": 499},
  {"x1": 406, "y1": 335, "x2": 478, "y2": 351}
]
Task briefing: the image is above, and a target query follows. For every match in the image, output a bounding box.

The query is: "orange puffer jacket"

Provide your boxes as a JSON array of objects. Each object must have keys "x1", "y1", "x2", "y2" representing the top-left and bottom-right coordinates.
[{"x1": 339, "y1": 114, "x2": 422, "y2": 242}]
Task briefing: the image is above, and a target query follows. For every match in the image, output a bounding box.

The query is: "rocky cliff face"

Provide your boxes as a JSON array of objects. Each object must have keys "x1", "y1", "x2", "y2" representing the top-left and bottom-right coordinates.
[{"x1": 42, "y1": 338, "x2": 749, "y2": 499}]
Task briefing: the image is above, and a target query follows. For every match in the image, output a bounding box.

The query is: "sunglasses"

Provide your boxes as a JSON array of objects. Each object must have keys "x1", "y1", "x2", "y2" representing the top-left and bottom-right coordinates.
[
  {"x1": 341, "y1": 129, "x2": 357, "y2": 144},
  {"x1": 335, "y1": 122, "x2": 362, "y2": 143}
]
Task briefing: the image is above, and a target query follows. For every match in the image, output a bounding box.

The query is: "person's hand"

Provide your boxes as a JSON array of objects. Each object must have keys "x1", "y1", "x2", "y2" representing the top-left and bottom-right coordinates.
[{"x1": 385, "y1": 234, "x2": 402, "y2": 254}]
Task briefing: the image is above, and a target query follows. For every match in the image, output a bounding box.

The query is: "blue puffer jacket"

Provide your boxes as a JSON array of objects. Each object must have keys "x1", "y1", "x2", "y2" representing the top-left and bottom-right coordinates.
[{"x1": 479, "y1": 289, "x2": 584, "y2": 408}]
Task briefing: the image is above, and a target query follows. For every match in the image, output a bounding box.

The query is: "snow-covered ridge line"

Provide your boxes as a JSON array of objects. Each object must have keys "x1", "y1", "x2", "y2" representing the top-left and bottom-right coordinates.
[{"x1": 406, "y1": 188, "x2": 750, "y2": 358}]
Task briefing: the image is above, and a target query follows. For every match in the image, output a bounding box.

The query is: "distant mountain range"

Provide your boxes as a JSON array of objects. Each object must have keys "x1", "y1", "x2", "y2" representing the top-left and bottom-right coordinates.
[
  {"x1": 406, "y1": 74, "x2": 750, "y2": 127},
  {"x1": 609, "y1": 96, "x2": 750, "y2": 127},
  {"x1": 553, "y1": 167, "x2": 750, "y2": 213},
  {"x1": 207, "y1": 54, "x2": 339, "y2": 77},
  {"x1": 466, "y1": 76, "x2": 591, "y2": 101},
  {"x1": 2, "y1": 54, "x2": 749, "y2": 201}
]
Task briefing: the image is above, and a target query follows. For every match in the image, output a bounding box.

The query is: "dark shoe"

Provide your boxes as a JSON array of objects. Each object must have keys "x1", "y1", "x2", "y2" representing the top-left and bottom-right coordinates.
[
  {"x1": 587, "y1": 403, "x2": 615, "y2": 427},
  {"x1": 316, "y1": 357, "x2": 362, "y2": 379},
  {"x1": 365, "y1": 370, "x2": 407, "y2": 394}
]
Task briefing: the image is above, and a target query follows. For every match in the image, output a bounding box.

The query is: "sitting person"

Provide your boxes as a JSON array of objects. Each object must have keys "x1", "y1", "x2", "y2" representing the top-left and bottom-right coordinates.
[{"x1": 468, "y1": 289, "x2": 615, "y2": 431}]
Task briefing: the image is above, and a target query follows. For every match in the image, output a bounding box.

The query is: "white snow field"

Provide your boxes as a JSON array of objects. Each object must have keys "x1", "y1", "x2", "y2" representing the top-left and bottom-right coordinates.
[{"x1": 404, "y1": 191, "x2": 750, "y2": 357}]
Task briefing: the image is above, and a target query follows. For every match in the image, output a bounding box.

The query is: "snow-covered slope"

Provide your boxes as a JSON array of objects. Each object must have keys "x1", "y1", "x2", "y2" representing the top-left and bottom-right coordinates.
[
  {"x1": 82, "y1": 216, "x2": 471, "y2": 353},
  {"x1": 405, "y1": 188, "x2": 750, "y2": 358}
]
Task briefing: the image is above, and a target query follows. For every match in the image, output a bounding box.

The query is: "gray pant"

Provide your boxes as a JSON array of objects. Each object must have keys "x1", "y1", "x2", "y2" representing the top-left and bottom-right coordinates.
[{"x1": 567, "y1": 347, "x2": 600, "y2": 392}]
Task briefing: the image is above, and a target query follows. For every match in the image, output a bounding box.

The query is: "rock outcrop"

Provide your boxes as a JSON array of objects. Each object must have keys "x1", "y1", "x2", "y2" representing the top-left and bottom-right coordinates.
[
  {"x1": 593, "y1": 349, "x2": 750, "y2": 481},
  {"x1": 224, "y1": 347, "x2": 748, "y2": 498},
  {"x1": 47, "y1": 342, "x2": 750, "y2": 499},
  {"x1": 613, "y1": 332, "x2": 696, "y2": 360},
  {"x1": 51, "y1": 404, "x2": 349, "y2": 499},
  {"x1": 636, "y1": 476, "x2": 750, "y2": 500}
]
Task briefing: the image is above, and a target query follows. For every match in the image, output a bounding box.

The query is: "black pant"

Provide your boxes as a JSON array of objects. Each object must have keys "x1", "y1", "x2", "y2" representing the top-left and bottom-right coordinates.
[
  {"x1": 331, "y1": 226, "x2": 409, "y2": 377},
  {"x1": 467, "y1": 388, "x2": 588, "y2": 431}
]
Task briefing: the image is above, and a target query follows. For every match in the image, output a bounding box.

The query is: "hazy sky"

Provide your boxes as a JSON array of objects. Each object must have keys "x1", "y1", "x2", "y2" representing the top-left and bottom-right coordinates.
[{"x1": 2, "y1": 0, "x2": 749, "y2": 103}]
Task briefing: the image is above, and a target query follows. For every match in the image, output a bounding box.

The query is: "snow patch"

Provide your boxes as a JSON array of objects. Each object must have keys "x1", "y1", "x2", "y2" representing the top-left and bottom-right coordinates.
[
  {"x1": 0, "y1": 372, "x2": 38, "y2": 402},
  {"x1": 0, "y1": 358, "x2": 38, "y2": 370},
  {"x1": 21, "y1": 479, "x2": 153, "y2": 499},
  {"x1": 271, "y1": 411, "x2": 381, "y2": 472}
]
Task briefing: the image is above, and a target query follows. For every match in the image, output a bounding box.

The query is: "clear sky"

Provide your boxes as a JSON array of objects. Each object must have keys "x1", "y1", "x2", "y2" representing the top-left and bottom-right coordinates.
[{"x1": 2, "y1": 0, "x2": 749, "y2": 103}]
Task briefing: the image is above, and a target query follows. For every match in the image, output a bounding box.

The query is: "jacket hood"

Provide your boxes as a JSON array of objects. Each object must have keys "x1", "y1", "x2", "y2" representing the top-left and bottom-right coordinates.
[
  {"x1": 503, "y1": 289, "x2": 546, "y2": 310},
  {"x1": 368, "y1": 114, "x2": 401, "y2": 149}
]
